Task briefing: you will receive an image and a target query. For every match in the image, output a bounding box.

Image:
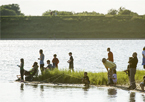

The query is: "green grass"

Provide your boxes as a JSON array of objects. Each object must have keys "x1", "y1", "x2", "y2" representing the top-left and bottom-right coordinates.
[
  {"x1": 34, "y1": 69, "x2": 145, "y2": 85},
  {"x1": 1, "y1": 15, "x2": 145, "y2": 38}
]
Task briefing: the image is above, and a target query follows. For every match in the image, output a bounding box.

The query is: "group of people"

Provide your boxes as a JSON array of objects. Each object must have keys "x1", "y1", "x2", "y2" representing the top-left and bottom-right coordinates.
[
  {"x1": 101, "y1": 47, "x2": 145, "y2": 91},
  {"x1": 17, "y1": 47, "x2": 145, "y2": 91},
  {"x1": 17, "y1": 49, "x2": 74, "y2": 82}
]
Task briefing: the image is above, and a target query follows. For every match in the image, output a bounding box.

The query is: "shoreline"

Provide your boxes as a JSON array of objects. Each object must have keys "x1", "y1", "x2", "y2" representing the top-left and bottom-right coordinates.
[
  {"x1": 16, "y1": 81, "x2": 144, "y2": 93},
  {"x1": 1, "y1": 38, "x2": 145, "y2": 40}
]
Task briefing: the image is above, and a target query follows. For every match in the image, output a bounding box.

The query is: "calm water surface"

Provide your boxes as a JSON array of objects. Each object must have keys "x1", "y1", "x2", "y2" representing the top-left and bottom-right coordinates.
[{"x1": 0, "y1": 40, "x2": 145, "y2": 102}]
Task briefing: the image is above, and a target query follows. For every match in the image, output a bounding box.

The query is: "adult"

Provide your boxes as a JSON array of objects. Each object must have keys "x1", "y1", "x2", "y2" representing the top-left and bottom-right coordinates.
[
  {"x1": 67, "y1": 52, "x2": 74, "y2": 71},
  {"x1": 142, "y1": 47, "x2": 145, "y2": 69},
  {"x1": 52, "y1": 54, "x2": 59, "y2": 68},
  {"x1": 107, "y1": 48, "x2": 114, "y2": 62},
  {"x1": 38, "y1": 49, "x2": 45, "y2": 73},
  {"x1": 128, "y1": 52, "x2": 138, "y2": 89},
  {"x1": 102, "y1": 58, "x2": 116, "y2": 84}
]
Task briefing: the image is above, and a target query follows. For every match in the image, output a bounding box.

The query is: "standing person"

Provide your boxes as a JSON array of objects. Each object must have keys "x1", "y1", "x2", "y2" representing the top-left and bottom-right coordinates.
[
  {"x1": 67, "y1": 52, "x2": 74, "y2": 71},
  {"x1": 38, "y1": 49, "x2": 45, "y2": 73},
  {"x1": 128, "y1": 52, "x2": 138, "y2": 89},
  {"x1": 142, "y1": 47, "x2": 145, "y2": 69},
  {"x1": 52, "y1": 54, "x2": 59, "y2": 68},
  {"x1": 17, "y1": 58, "x2": 24, "y2": 82},
  {"x1": 102, "y1": 58, "x2": 116, "y2": 84},
  {"x1": 107, "y1": 48, "x2": 114, "y2": 62}
]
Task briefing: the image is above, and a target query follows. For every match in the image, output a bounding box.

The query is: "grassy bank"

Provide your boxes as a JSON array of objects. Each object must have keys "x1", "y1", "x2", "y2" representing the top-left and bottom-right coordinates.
[
  {"x1": 34, "y1": 69, "x2": 144, "y2": 85},
  {"x1": 1, "y1": 15, "x2": 145, "y2": 39}
]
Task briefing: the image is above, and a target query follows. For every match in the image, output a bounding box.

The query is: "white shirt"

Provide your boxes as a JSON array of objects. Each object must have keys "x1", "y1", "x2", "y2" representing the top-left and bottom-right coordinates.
[{"x1": 112, "y1": 74, "x2": 117, "y2": 83}]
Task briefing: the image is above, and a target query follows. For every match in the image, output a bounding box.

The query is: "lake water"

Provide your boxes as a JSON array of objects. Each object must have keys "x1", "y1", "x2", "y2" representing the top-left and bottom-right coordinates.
[{"x1": 0, "y1": 39, "x2": 145, "y2": 102}]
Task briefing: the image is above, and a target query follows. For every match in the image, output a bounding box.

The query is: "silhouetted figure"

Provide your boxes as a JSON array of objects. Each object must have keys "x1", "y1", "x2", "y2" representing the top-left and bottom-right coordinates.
[
  {"x1": 107, "y1": 48, "x2": 114, "y2": 62},
  {"x1": 67, "y1": 52, "x2": 74, "y2": 71},
  {"x1": 128, "y1": 52, "x2": 138, "y2": 90},
  {"x1": 142, "y1": 47, "x2": 145, "y2": 69},
  {"x1": 82, "y1": 72, "x2": 90, "y2": 87},
  {"x1": 102, "y1": 58, "x2": 116, "y2": 85},
  {"x1": 52, "y1": 54, "x2": 59, "y2": 68},
  {"x1": 38, "y1": 49, "x2": 44, "y2": 73},
  {"x1": 17, "y1": 58, "x2": 24, "y2": 82}
]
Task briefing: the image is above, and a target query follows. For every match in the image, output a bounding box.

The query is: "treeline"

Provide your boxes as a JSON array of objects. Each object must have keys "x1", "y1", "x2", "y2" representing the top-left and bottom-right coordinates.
[
  {"x1": 0, "y1": 4, "x2": 144, "y2": 16},
  {"x1": 0, "y1": 4, "x2": 24, "y2": 16},
  {"x1": 42, "y1": 7, "x2": 141, "y2": 16}
]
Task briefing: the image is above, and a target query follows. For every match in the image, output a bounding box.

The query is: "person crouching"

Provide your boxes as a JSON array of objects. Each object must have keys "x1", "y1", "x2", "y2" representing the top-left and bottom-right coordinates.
[
  {"x1": 140, "y1": 76, "x2": 145, "y2": 92},
  {"x1": 82, "y1": 72, "x2": 90, "y2": 87}
]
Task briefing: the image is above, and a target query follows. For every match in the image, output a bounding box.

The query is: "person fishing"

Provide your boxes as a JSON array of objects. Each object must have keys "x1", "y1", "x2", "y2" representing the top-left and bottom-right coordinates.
[
  {"x1": 38, "y1": 49, "x2": 45, "y2": 73},
  {"x1": 17, "y1": 58, "x2": 24, "y2": 82}
]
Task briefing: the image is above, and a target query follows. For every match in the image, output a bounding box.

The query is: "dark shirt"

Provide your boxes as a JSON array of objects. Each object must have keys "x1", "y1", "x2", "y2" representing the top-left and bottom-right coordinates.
[
  {"x1": 83, "y1": 76, "x2": 90, "y2": 83},
  {"x1": 129, "y1": 57, "x2": 138, "y2": 68},
  {"x1": 47, "y1": 64, "x2": 53, "y2": 69},
  {"x1": 108, "y1": 51, "x2": 114, "y2": 62},
  {"x1": 69, "y1": 56, "x2": 74, "y2": 68}
]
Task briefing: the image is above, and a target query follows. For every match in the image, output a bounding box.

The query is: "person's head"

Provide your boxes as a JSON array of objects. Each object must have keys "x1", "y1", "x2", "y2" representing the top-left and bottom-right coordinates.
[
  {"x1": 32, "y1": 62, "x2": 38, "y2": 67},
  {"x1": 132, "y1": 52, "x2": 137, "y2": 57},
  {"x1": 47, "y1": 60, "x2": 50, "y2": 64},
  {"x1": 107, "y1": 48, "x2": 110, "y2": 52},
  {"x1": 143, "y1": 47, "x2": 145, "y2": 51},
  {"x1": 39, "y1": 49, "x2": 43, "y2": 54},
  {"x1": 69, "y1": 52, "x2": 72, "y2": 56},
  {"x1": 53, "y1": 54, "x2": 57, "y2": 58},
  {"x1": 84, "y1": 72, "x2": 87, "y2": 76},
  {"x1": 113, "y1": 69, "x2": 116, "y2": 74},
  {"x1": 20, "y1": 58, "x2": 24, "y2": 63},
  {"x1": 102, "y1": 58, "x2": 106, "y2": 63}
]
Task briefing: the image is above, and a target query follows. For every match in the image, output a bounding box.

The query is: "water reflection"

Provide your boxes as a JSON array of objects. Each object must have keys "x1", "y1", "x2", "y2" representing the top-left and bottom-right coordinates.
[
  {"x1": 108, "y1": 88, "x2": 117, "y2": 96},
  {"x1": 129, "y1": 92, "x2": 135, "y2": 102},
  {"x1": 40, "y1": 85, "x2": 44, "y2": 91},
  {"x1": 20, "y1": 83, "x2": 24, "y2": 90}
]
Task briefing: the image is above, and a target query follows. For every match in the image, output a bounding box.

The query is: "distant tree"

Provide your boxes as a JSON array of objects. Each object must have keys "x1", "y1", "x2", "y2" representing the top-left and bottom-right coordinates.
[
  {"x1": 0, "y1": 4, "x2": 24, "y2": 16},
  {"x1": 42, "y1": 10, "x2": 73, "y2": 16},
  {"x1": 107, "y1": 9, "x2": 118, "y2": 15},
  {"x1": 118, "y1": 7, "x2": 138, "y2": 16}
]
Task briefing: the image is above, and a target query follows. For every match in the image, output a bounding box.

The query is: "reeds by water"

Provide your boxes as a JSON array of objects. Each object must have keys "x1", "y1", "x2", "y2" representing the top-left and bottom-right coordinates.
[{"x1": 34, "y1": 69, "x2": 144, "y2": 85}]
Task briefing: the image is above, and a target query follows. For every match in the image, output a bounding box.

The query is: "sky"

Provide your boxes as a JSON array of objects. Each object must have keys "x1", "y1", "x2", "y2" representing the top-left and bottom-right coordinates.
[{"x1": 1, "y1": 0, "x2": 145, "y2": 16}]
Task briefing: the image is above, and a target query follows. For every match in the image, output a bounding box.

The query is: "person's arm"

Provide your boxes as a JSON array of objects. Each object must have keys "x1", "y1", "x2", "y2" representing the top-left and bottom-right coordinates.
[
  {"x1": 143, "y1": 54, "x2": 145, "y2": 58},
  {"x1": 57, "y1": 59, "x2": 59, "y2": 64}
]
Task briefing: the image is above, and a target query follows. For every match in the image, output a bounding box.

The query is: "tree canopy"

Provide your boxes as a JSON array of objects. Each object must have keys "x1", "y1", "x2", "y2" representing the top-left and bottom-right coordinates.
[{"x1": 0, "y1": 4, "x2": 24, "y2": 16}]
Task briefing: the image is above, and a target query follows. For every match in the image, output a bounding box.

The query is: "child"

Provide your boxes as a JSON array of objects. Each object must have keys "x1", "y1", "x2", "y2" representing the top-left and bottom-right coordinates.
[
  {"x1": 82, "y1": 72, "x2": 90, "y2": 87},
  {"x1": 17, "y1": 58, "x2": 24, "y2": 82},
  {"x1": 52, "y1": 54, "x2": 59, "y2": 68},
  {"x1": 67, "y1": 52, "x2": 74, "y2": 71},
  {"x1": 140, "y1": 76, "x2": 145, "y2": 92},
  {"x1": 112, "y1": 69, "x2": 117, "y2": 85},
  {"x1": 45, "y1": 60, "x2": 53, "y2": 70}
]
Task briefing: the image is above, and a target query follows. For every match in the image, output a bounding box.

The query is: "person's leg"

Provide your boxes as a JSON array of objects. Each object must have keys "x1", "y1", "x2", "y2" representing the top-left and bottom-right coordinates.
[
  {"x1": 130, "y1": 68, "x2": 136, "y2": 89},
  {"x1": 140, "y1": 82, "x2": 144, "y2": 91},
  {"x1": 144, "y1": 65, "x2": 145, "y2": 69},
  {"x1": 40, "y1": 64, "x2": 44, "y2": 73},
  {"x1": 20, "y1": 70, "x2": 24, "y2": 81}
]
